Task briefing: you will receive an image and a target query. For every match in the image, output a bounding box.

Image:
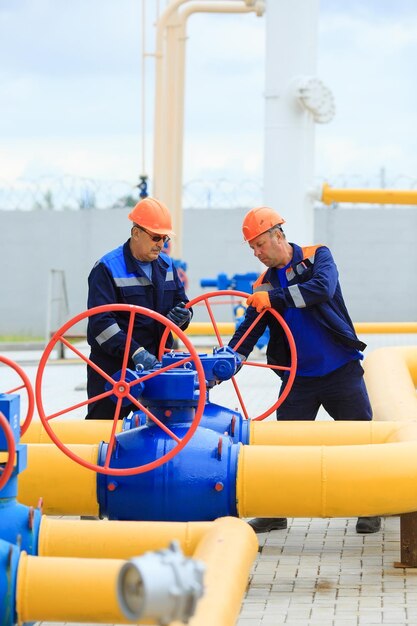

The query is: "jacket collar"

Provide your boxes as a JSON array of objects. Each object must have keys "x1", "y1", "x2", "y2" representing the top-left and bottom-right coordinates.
[
  {"x1": 123, "y1": 239, "x2": 169, "y2": 274},
  {"x1": 263, "y1": 242, "x2": 301, "y2": 283}
]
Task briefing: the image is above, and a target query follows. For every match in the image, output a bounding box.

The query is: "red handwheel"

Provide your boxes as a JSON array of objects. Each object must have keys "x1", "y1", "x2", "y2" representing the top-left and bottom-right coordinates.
[
  {"x1": 35, "y1": 304, "x2": 207, "y2": 476},
  {"x1": 0, "y1": 355, "x2": 35, "y2": 436},
  {"x1": 159, "y1": 291, "x2": 297, "y2": 421},
  {"x1": 0, "y1": 411, "x2": 16, "y2": 491}
]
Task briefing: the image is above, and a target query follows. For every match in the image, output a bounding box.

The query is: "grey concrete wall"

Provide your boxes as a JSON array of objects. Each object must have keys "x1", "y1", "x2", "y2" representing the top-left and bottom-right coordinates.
[
  {"x1": 0, "y1": 205, "x2": 416, "y2": 336},
  {"x1": 314, "y1": 206, "x2": 417, "y2": 322}
]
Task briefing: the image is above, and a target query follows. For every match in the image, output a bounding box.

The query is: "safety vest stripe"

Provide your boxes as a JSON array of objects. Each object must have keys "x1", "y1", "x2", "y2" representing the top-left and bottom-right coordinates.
[
  {"x1": 114, "y1": 277, "x2": 152, "y2": 287},
  {"x1": 253, "y1": 283, "x2": 273, "y2": 293},
  {"x1": 96, "y1": 322, "x2": 122, "y2": 346},
  {"x1": 165, "y1": 271, "x2": 174, "y2": 281},
  {"x1": 288, "y1": 284, "x2": 306, "y2": 308},
  {"x1": 286, "y1": 268, "x2": 296, "y2": 281}
]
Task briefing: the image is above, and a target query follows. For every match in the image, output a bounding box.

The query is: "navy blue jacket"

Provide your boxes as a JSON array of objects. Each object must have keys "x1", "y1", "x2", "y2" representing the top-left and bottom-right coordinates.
[
  {"x1": 87, "y1": 240, "x2": 189, "y2": 377},
  {"x1": 229, "y1": 243, "x2": 366, "y2": 375}
]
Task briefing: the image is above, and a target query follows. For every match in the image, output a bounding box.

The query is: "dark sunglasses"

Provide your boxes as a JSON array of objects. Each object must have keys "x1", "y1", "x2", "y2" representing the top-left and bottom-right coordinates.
[{"x1": 134, "y1": 224, "x2": 170, "y2": 244}]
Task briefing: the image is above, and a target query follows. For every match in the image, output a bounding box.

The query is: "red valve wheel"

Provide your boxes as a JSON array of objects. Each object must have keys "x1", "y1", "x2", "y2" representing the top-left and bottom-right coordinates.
[
  {"x1": 0, "y1": 355, "x2": 35, "y2": 436},
  {"x1": 35, "y1": 304, "x2": 207, "y2": 476},
  {"x1": 0, "y1": 411, "x2": 16, "y2": 491},
  {"x1": 159, "y1": 290, "x2": 297, "y2": 421}
]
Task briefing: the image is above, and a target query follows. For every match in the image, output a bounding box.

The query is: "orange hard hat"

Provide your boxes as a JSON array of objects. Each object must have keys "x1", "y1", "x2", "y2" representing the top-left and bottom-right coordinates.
[
  {"x1": 242, "y1": 206, "x2": 285, "y2": 242},
  {"x1": 128, "y1": 197, "x2": 175, "y2": 236}
]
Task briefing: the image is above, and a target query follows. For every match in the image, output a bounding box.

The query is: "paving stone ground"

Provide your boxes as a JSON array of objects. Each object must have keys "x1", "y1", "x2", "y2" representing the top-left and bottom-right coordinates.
[{"x1": 238, "y1": 516, "x2": 417, "y2": 626}]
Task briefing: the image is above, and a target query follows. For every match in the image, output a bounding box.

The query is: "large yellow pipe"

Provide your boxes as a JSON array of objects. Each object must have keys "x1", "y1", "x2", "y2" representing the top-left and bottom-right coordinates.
[
  {"x1": 236, "y1": 441, "x2": 417, "y2": 518},
  {"x1": 16, "y1": 552, "x2": 126, "y2": 624},
  {"x1": 364, "y1": 346, "x2": 417, "y2": 421},
  {"x1": 39, "y1": 517, "x2": 213, "y2": 558},
  {"x1": 321, "y1": 182, "x2": 417, "y2": 205},
  {"x1": 18, "y1": 443, "x2": 99, "y2": 516},
  {"x1": 171, "y1": 320, "x2": 417, "y2": 337},
  {"x1": 36, "y1": 517, "x2": 257, "y2": 626},
  {"x1": 22, "y1": 420, "x2": 123, "y2": 444},
  {"x1": 249, "y1": 420, "x2": 417, "y2": 446}
]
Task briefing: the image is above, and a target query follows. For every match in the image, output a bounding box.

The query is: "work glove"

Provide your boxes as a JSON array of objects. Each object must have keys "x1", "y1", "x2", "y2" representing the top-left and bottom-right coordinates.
[
  {"x1": 132, "y1": 347, "x2": 159, "y2": 371},
  {"x1": 246, "y1": 291, "x2": 271, "y2": 313},
  {"x1": 166, "y1": 302, "x2": 191, "y2": 328},
  {"x1": 234, "y1": 352, "x2": 246, "y2": 374}
]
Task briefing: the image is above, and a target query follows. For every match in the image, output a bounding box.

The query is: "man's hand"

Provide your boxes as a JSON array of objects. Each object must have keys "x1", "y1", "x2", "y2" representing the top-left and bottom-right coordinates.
[
  {"x1": 246, "y1": 291, "x2": 271, "y2": 313},
  {"x1": 167, "y1": 302, "x2": 191, "y2": 327},
  {"x1": 132, "y1": 347, "x2": 159, "y2": 371}
]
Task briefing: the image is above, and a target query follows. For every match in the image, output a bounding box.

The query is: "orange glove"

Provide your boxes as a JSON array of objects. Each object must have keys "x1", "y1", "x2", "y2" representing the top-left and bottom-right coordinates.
[{"x1": 246, "y1": 291, "x2": 271, "y2": 312}]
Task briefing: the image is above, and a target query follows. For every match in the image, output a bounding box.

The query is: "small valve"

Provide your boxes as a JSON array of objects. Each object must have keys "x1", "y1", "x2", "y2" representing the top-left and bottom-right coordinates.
[{"x1": 117, "y1": 540, "x2": 205, "y2": 625}]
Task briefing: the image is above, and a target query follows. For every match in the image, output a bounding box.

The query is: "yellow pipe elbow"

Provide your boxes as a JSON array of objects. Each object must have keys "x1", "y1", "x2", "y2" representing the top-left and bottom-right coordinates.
[
  {"x1": 173, "y1": 517, "x2": 257, "y2": 626},
  {"x1": 364, "y1": 346, "x2": 417, "y2": 421},
  {"x1": 36, "y1": 517, "x2": 257, "y2": 626},
  {"x1": 18, "y1": 444, "x2": 99, "y2": 516}
]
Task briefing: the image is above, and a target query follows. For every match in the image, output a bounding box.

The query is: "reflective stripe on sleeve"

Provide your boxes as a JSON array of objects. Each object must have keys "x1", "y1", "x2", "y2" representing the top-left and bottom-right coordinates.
[
  {"x1": 96, "y1": 322, "x2": 122, "y2": 346},
  {"x1": 288, "y1": 285, "x2": 306, "y2": 308},
  {"x1": 114, "y1": 276, "x2": 152, "y2": 287},
  {"x1": 253, "y1": 283, "x2": 273, "y2": 293}
]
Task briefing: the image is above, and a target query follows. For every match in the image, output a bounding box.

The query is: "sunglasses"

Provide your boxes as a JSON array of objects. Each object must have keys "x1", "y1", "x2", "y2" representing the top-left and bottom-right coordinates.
[{"x1": 135, "y1": 224, "x2": 170, "y2": 244}]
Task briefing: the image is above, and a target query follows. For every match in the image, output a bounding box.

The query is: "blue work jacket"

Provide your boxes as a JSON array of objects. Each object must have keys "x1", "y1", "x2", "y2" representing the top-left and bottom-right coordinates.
[
  {"x1": 87, "y1": 240, "x2": 190, "y2": 376},
  {"x1": 229, "y1": 243, "x2": 366, "y2": 375}
]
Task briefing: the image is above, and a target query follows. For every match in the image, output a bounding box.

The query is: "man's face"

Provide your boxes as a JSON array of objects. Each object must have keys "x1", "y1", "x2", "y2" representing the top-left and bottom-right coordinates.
[
  {"x1": 249, "y1": 229, "x2": 289, "y2": 269},
  {"x1": 130, "y1": 225, "x2": 169, "y2": 262}
]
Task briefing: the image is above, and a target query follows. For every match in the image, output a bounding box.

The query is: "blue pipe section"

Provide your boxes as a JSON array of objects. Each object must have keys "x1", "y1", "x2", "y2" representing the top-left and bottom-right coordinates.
[
  {"x1": 0, "y1": 394, "x2": 41, "y2": 556},
  {"x1": 200, "y1": 272, "x2": 259, "y2": 293},
  {"x1": 0, "y1": 538, "x2": 19, "y2": 626}
]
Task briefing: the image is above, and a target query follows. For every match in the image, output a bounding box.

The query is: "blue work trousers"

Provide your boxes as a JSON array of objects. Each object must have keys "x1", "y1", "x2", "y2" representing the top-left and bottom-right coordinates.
[{"x1": 276, "y1": 360, "x2": 372, "y2": 421}]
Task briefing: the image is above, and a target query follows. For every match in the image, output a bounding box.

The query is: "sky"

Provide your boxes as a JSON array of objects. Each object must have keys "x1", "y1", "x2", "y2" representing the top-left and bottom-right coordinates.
[{"x1": 1, "y1": 0, "x2": 417, "y2": 198}]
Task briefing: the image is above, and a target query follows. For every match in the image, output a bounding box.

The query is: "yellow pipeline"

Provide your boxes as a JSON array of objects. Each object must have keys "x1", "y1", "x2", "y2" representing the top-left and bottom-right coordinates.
[
  {"x1": 321, "y1": 182, "x2": 417, "y2": 205},
  {"x1": 171, "y1": 320, "x2": 417, "y2": 337},
  {"x1": 36, "y1": 517, "x2": 257, "y2": 626},
  {"x1": 364, "y1": 346, "x2": 417, "y2": 421},
  {"x1": 39, "y1": 517, "x2": 213, "y2": 558},
  {"x1": 22, "y1": 419, "x2": 123, "y2": 444},
  {"x1": 249, "y1": 420, "x2": 417, "y2": 446},
  {"x1": 176, "y1": 517, "x2": 258, "y2": 626},
  {"x1": 237, "y1": 436, "x2": 417, "y2": 518},
  {"x1": 16, "y1": 552, "x2": 126, "y2": 624},
  {"x1": 18, "y1": 443, "x2": 99, "y2": 516}
]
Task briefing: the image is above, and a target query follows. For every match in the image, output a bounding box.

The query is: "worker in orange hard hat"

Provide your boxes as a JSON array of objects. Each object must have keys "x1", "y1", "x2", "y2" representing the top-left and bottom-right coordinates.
[
  {"x1": 229, "y1": 205, "x2": 380, "y2": 536},
  {"x1": 85, "y1": 196, "x2": 191, "y2": 420}
]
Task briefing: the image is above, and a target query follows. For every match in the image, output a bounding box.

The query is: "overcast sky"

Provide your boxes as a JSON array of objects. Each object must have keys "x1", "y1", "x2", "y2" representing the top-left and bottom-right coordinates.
[{"x1": 1, "y1": 0, "x2": 417, "y2": 190}]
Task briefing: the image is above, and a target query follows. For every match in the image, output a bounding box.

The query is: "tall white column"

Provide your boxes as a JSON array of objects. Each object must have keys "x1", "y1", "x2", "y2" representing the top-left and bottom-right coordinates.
[{"x1": 263, "y1": 0, "x2": 320, "y2": 245}]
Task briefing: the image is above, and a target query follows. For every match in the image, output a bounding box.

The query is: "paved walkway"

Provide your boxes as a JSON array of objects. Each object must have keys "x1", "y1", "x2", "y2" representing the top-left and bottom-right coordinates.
[{"x1": 238, "y1": 516, "x2": 417, "y2": 626}]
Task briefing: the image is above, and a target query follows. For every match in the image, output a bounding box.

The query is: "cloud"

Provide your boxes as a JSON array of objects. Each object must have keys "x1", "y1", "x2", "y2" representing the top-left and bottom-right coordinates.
[{"x1": 1, "y1": 0, "x2": 417, "y2": 189}]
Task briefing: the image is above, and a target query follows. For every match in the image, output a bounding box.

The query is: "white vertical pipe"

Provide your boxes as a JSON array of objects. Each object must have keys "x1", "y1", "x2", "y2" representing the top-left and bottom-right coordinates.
[
  {"x1": 153, "y1": 1, "x2": 261, "y2": 257},
  {"x1": 263, "y1": 0, "x2": 319, "y2": 245}
]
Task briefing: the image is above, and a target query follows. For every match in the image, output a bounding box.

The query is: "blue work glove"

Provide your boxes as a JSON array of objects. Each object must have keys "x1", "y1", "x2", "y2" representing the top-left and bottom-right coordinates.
[
  {"x1": 132, "y1": 347, "x2": 159, "y2": 371},
  {"x1": 166, "y1": 302, "x2": 191, "y2": 328},
  {"x1": 234, "y1": 352, "x2": 246, "y2": 374}
]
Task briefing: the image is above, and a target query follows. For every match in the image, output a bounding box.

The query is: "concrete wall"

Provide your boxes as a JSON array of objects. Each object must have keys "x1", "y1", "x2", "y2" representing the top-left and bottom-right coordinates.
[{"x1": 0, "y1": 205, "x2": 416, "y2": 336}]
